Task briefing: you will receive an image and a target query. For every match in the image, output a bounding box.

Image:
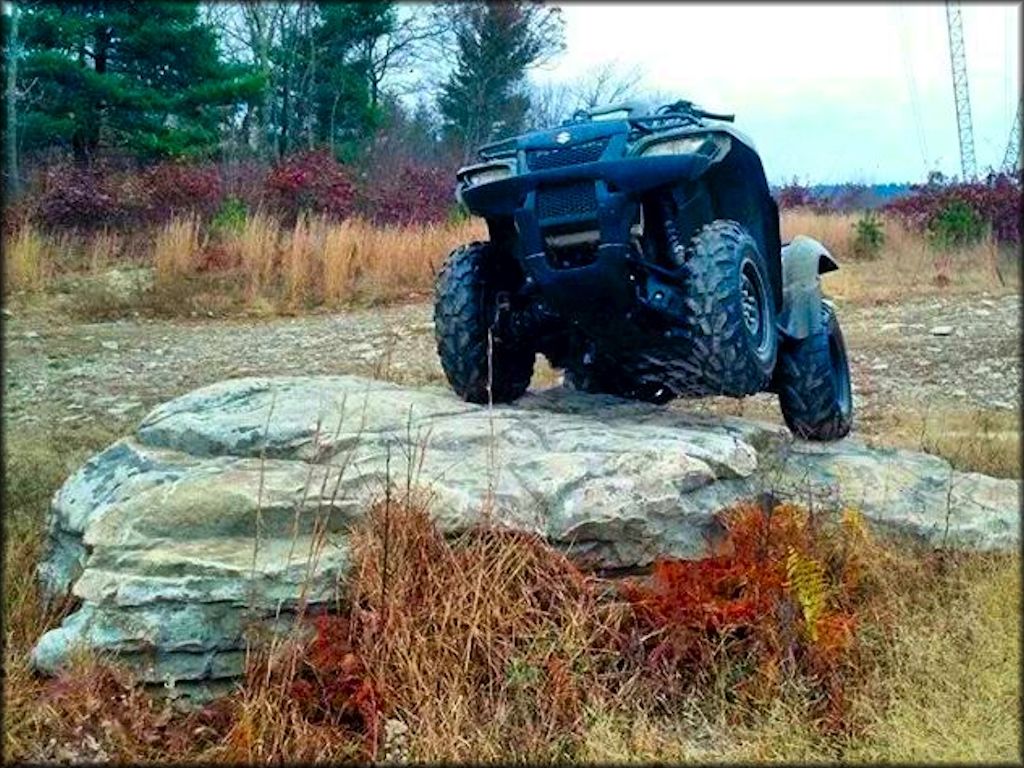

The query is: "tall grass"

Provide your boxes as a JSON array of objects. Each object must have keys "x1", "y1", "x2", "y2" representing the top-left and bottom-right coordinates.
[
  {"x1": 282, "y1": 214, "x2": 320, "y2": 307},
  {"x1": 3, "y1": 419, "x2": 133, "y2": 760},
  {"x1": 321, "y1": 220, "x2": 359, "y2": 302},
  {"x1": 235, "y1": 212, "x2": 280, "y2": 302},
  {"x1": 87, "y1": 229, "x2": 122, "y2": 273},
  {"x1": 865, "y1": 406, "x2": 1020, "y2": 480},
  {"x1": 346, "y1": 497, "x2": 626, "y2": 762},
  {"x1": 781, "y1": 209, "x2": 1016, "y2": 303},
  {"x1": 152, "y1": 213, "x2": 202, "y2": 286},
  {"x1": 2, "y1": 210, "x2": 1013, "y2": 313},
  {"x1": 4, "y1": 225, "x2": 51, "y2": 292}
]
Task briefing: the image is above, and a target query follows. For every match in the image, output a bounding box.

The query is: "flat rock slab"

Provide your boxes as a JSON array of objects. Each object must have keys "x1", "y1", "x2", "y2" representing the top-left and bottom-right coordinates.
[{"x1": 33, "y1": 375, "x2": 1019, "y2": 686}]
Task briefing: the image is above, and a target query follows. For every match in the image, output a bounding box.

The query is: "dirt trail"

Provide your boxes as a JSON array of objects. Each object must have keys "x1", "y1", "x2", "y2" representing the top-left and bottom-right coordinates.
[{"x1": 3, "y1": 293, "x2": 1019, "y2": 441}]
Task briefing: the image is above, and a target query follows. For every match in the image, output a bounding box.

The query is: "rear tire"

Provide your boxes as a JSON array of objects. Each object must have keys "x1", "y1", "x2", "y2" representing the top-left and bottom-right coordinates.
[
  {"x1": 775, "y1": 303, "x2": 853, "y2": 441},
  {"x1": 677, "y1": 220, "x2": 778, "y2": 396},
  {"x1": 434, "y1": 241, "x2": 534, "y2": 404}
]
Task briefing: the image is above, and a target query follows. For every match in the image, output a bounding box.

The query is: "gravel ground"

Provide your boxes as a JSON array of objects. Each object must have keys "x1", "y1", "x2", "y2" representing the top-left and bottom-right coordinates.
[{"x1": 3, "y1": 292, "x2": 1019, "y2": 442}]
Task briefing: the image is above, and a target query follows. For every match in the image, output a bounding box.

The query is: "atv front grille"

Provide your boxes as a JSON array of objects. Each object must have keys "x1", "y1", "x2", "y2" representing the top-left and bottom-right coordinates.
[
  {"x1": 536, "y1": 182, "x2": 598, "y2": 220},
  {"x1": 526, "y1": 138, "x2": 609, "y2": 170}
]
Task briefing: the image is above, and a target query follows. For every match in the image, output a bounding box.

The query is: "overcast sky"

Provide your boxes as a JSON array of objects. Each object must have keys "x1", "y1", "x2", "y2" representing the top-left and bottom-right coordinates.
[{"x1": 531, "y1": 2, "x2": 1020, "y2": 185}]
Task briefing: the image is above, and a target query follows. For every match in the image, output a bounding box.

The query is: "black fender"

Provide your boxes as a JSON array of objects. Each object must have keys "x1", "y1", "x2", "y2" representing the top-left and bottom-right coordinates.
[{"x1": 777, "y1": 235, "x2": 839, "y2": 339}]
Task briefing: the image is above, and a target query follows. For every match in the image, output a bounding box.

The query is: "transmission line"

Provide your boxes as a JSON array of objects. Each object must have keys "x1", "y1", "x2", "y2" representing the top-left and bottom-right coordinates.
[{"x1": 895, "y1": 5, "x2": 930, "y2": 173}]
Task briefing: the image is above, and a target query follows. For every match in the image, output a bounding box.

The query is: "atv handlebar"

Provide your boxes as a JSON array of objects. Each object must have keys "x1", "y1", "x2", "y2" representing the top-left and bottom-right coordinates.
[
  {"x1": 696, "y1": 109, "x2": 735, "y2": 123},
  {"x1": 568, "y1": 99, "x2": 736, "y2": 127},
  {"x1": 655, "y1": 100, "x2": 734, "y2": 123}
]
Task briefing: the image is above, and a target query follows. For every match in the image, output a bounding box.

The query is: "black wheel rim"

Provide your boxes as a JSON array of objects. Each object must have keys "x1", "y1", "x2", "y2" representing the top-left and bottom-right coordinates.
[
  {"x1": 740, "y1": 258, "x2": 772, "y2": 357},
  {"x1": 829, "y1": 326, "x2": 852, "y2": 414}
]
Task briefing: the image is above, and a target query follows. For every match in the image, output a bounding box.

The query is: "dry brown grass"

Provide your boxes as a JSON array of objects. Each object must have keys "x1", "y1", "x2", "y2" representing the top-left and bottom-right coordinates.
[
  {"x1": 281, "y1": 214, "x2": 320, "y2": 307},
  {"x1": 346, "y1": 496, "x2": 628, "y2": 762},
  {"x1": 152, "y1": 213, "x2": 202, "y2": 286},
  {"x1": 312, "y1": 217, "x2": 488, "y2": 306},
  {"x1": 210, "y1": 634, "x2": 366, "y2": 763},
  {"x1": 781, "y1": 209, "x2": 1017, "y2": 304},
  {"x1": 4, "y1": 224, "x2": 52, "y2": 292},
  {"x1": 865, "y1": 406, "x2": 1020, "y2": 479},
  {"x1": 234, "y1": 211, "x2": 280, "y2": 302},
  {"x1": 3, "y1": 419, "x2": 134, "y2": 761},
  {"x1": 156, "y1": 214, "x2": 484, "y2": 313},
  {"x1": 5, "y1": 210, "x2": 1013, "y2": 315},
  {"x1": 843, "y1": 552, "x2": 1020, "y2": 762},
  {"x1": 2, "y1": 213, "x2": 483, "y2": 315},
  {"x1": 87, "y1": 228, "x2": 122, "y2": 273},
  {"x1": 577, "y1": 548, "x2": 1019, "y2": 764},
  {"x1": 262, "y1": 215, "x2": 488, "y2": 309}
]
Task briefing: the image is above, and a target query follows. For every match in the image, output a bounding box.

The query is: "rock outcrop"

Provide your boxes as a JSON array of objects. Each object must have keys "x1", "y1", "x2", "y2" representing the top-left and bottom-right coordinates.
[{"x1": 32, "y1": 375, "x2": 1019, "y2": 687}]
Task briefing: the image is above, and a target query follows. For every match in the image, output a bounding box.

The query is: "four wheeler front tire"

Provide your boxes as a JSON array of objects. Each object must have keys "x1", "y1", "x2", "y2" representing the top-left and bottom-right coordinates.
[
  {"x1": 775, "y1": 303, "x2": 853, "y2": 441},
  {"x1": 677, "y1": 220, "x2": 779, "y2": 397},
  {"x1": 434, "y1": 241, "x2": 535, "y2": 404}
]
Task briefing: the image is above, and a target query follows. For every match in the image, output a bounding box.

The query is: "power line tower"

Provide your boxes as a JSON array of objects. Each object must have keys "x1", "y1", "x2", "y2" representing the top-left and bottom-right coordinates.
[
  {"x1": 945, "y1": 1, "x2": 977, "y2": 181},
  {"x1": 1000, "y1": 99, "x2": 1021, "y2": 174}
]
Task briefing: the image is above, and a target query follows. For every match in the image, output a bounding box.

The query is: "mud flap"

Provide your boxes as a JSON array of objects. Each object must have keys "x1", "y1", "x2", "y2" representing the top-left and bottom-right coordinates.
[{"x1": 778, "y1": 235, "x2": 838, "y2": 340}]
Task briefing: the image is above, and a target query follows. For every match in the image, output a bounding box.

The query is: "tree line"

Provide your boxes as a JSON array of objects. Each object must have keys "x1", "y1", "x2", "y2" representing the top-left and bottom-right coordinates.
[{"x1": 2, "y1": 1, "x2": 651, "y2": 198}]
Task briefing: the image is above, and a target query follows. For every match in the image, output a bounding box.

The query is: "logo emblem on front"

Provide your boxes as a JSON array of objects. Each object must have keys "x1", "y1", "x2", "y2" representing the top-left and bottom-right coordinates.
[{"x1": 555, "y1": 131, "x2": 571, "y2": 144}]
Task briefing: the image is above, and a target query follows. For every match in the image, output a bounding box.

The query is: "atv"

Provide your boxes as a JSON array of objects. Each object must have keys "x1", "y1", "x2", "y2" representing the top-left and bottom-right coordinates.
[{"x1": 433, "y1": 99, "x2": 852, "y2": 441}]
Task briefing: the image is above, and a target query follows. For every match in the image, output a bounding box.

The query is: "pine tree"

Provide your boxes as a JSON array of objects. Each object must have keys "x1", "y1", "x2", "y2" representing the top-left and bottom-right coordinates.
[
  {"x1": 311, "y1": 2, "x2": 393, "y2": 158},
  {"x1": 19, "y1": 1, "x2": 262, "y2": 162},
  {"x1": 436, "y1": 1, "x2": 564, "y2": 161}
]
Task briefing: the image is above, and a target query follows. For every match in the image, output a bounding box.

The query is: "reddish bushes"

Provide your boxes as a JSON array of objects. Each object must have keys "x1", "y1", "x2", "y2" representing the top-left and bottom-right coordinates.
[
  {"x1": 19, "y1": 149, "x2": 458, "y2": 232},
  {"x1": 884, "y1": 172, "x2": 1021, "y2": 244},
  {"x1": 287, "y1": 614, "x2": 380, "y2": 755},
  {"x1": 220, "y1": 159, "x2": 268, "y2": 212},
  {"x1": 278, "y1": 497, "x2": 876, "y2": 755},
  {"x1": 263, "y1": 149, "x2": 356, "y2": 223},
  {"x1": 29, "y1": 160, "x2": 223, "y2": 230},
  {"x1": 620, "y1": 501, "x2": 868, "y2": 730},
  {"x1": 15, "y1": 498, "x2": 885, "y2": 763},
  {"x1": 143, "y1": 163, "x2": 223, "y2": 220},
  {"x1": 775, "y1": 181, "x2": 816, "y2": 209},
  {"x1": 360, "y1": 163, "x2": 454, "y2": 226},
  {"x1": 32, "y1": 163, "x2": 124, "y2": 230},
  {"x1": 775, "y1": 182, "x2": 885, "y2": 213}
]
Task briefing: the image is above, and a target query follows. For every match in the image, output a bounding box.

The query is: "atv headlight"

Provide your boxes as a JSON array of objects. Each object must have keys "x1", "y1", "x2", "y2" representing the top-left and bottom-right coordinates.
[
  {"x1": 461, "y1": 163, "x2": 514, "y2": 187},
  {"x1": 637, "y1": 133, "x2": 731, "y2": 160},
  {"x1": 455, "y1": 161, "x2": 515, "y2": 205}
]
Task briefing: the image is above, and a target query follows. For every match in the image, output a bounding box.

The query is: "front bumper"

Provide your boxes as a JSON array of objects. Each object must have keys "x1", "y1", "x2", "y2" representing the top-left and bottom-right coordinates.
[{"x1": 460, "y1": 153, "x2": 714, "y2": 332}]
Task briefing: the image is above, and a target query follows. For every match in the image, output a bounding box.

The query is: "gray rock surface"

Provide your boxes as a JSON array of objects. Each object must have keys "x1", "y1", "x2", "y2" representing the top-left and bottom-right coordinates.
[{"x1": 32, "y1": 375, "x2": 1019, "y2": 685}]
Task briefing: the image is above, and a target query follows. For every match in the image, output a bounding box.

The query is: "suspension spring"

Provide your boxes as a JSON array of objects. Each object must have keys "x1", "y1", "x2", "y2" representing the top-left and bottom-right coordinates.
[{"x1": 659, "y1": 196, "x2": 687, "y2": 269}]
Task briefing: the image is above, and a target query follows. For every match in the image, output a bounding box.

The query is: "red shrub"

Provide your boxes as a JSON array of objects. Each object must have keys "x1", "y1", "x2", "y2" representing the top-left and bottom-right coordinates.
[
  {"x1": 221, "y1": 159, "x2": 268, "y2": 212},
  {"x1": 264, "y1": 149, "x2": 356, "y2": 223},
  {"x1": 884, "y1": 172, "x2": 1022, "y2": 244},
  {"x1": 31, "y1": 162, "x2": 126, "y2": 229},
  {"x1": 289, "y1": 613, "x2": 380, "y2": 755},
  {"x1": 26, "y1": 160, "x2": 225, "y2": 230},
  {"x1": 360, "y1": 163, "x2": 454, "y2": 226},
  {"x1": 620, "y1": 501, "x2": 863, "y2": 729},
  {"x1": 775, "y1": 181, "x2": 815, "y2": 209},
  {"x1": 143, "y1": 162, "x2": 223, "y2": 222}
]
